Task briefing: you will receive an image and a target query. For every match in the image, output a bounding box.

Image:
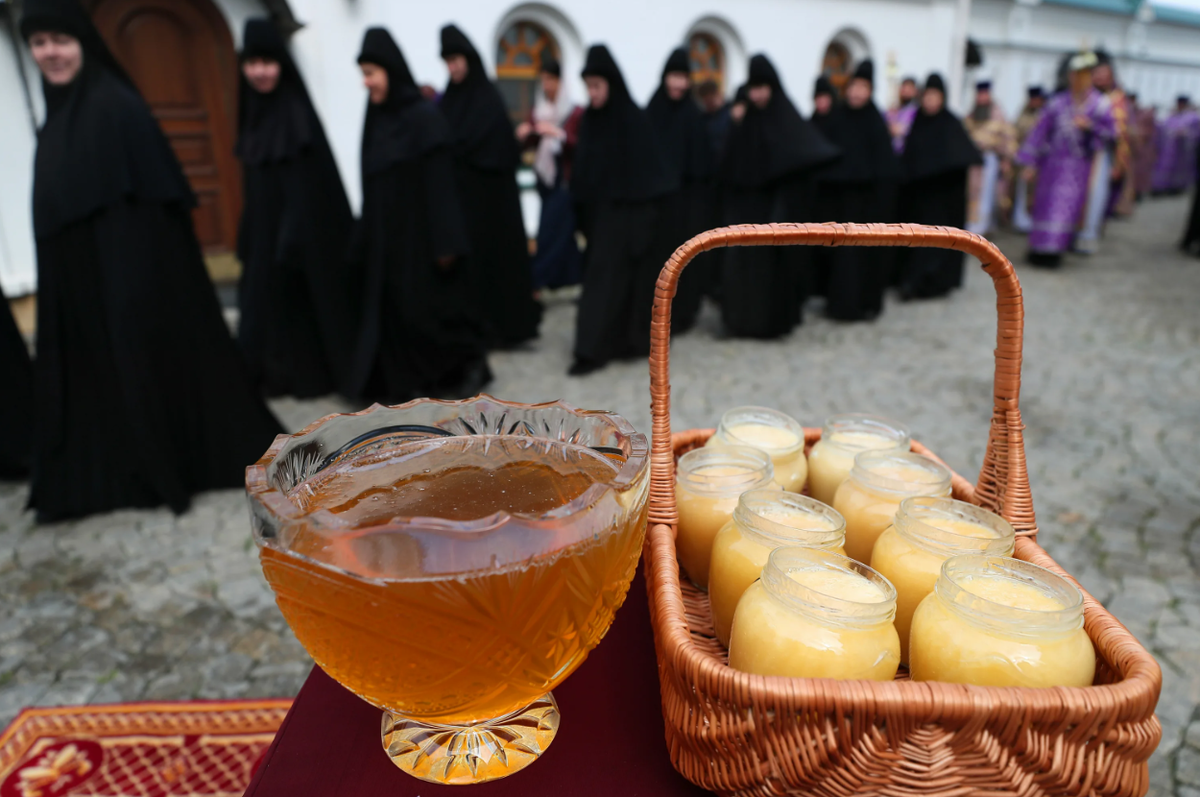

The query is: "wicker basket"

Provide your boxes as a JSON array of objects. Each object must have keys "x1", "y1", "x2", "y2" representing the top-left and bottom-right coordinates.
[{"x1": 644, "y1": 223, "x2": 1162, "y2": 797}]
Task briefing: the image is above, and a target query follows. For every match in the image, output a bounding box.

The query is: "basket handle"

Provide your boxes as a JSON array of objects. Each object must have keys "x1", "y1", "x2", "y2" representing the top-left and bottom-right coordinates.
[{"x1": 647, "y1": 222, "x2": 1037, "y2": 537}]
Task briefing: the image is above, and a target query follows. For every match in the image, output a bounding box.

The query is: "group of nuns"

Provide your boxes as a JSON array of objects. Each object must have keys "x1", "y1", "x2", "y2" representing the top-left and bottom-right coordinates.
[
  {"x1": 572, "y1": 51, "x2": 982, "y2": 372},
  {"x1": 0, "y1": 0, "x2": 981, "y2": 522}
]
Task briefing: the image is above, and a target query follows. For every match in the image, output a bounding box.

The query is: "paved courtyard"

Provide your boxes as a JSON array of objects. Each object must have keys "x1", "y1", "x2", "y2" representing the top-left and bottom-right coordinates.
[{"x1": 2, "y1": 197, "x2": 1199, "y2": 795}]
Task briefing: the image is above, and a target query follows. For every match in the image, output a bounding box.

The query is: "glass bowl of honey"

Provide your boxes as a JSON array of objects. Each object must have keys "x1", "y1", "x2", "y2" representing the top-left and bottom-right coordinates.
[{"x1": 245, "y1": 395, "x2": 650, "y2": 785}]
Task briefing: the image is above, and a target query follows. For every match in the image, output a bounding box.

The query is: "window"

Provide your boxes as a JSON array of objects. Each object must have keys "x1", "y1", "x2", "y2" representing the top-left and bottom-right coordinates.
[
  {"x1": 689, "y1": 32, "x2": 724, "y2": 95},
  {"x1": 496, "y1": 21, "x2": 559, "y2": 125},
  {"x1": 822, "y1": 41, "x2": 853, "y2": 95}
]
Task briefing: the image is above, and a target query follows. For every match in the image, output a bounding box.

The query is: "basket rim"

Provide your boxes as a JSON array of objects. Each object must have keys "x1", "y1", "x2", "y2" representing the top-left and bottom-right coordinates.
[{"x1": 648, "y1": 427, "x2": 1162, "y2": 726}]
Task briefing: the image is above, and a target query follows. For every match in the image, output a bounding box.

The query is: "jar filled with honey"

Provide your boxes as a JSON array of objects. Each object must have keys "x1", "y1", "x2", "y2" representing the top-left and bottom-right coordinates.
[
  {"x1": 870, "y1": 497, "x2": 1015, "y2": 662},
  {"x1": 807, "y1": 414, "x2": 911, "y2": 506},
  {"x1": 909, "y1": 555, "x2": 1096, "y2": 688},
  {"x1": 833, "y1": 451, "x2": 952, "y2": 564},
  {"x1": 706, "y1": 406, "x2": 808, "y2": 492},
  {"x1": 676, "y1": 446, "x2": 776, "y2": 590},
  {"x1": 728, "y1": 547, "x2": 900, "y2": 681},
  {"x1": 708, "y1": 490, "x2": 845, "y2": 646}
]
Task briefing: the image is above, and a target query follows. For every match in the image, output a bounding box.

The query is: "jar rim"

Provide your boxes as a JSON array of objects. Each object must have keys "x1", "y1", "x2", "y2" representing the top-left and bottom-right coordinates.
[
  {"x1": 894, "y1": 497, "x2": 1015, "y2": 556},
  {"x1": 935, "y1": 554, "x2": 1085, "y2": 636},
  {"x1": 849, "y1": 451, "x2": 953, "y2": 497},
  {"x1": 819, "y1": 413, "x2": 911, "y2": 452},
  {"x1": 677, "y1": 446, "x2": 775, "y2": 496},
  {"x1": 734, "y1": 490, "x2": 846, "y2": 549},
  {"x1": 715, "y1": 406, "x2": 806, "y2": 455},
  {"x1": 761, "y1": 547, "x2": 897, "y2": 626}
]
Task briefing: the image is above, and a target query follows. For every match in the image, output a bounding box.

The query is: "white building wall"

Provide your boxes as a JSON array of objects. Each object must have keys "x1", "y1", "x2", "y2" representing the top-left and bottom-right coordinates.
[
  {"x1": 2, "y1": 0, "x2": 1199, "y2": 298},
  {"x1": 970, "y1": 0, "x2": 1200, "y2": 119},
  {"x1": 0, "y1": 27, "x2": 38, "y2": 297},
  {"x1": 222, "y1": 0, "x2": 958, "y2": 212}
]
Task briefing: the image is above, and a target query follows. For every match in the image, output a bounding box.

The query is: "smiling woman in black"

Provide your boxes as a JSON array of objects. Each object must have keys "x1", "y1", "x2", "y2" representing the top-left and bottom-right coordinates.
[
  {"x1": 350, "y1": 27, "x2": 490, "y2": 403},
  {"x1": 235, "y1": 18, "x2": 356, "y2": 398},
  {"x1": 439, "y1": 24, "x2": 541, "y2": 349},
  {"x1": 21, "y1": 0, "x2": 282, "y2": 522}
]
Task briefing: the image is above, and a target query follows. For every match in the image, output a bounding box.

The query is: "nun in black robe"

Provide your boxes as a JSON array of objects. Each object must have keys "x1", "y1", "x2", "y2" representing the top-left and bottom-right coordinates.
[
  {"x1": 20, "y1": 0, "x2": 282, "y2": 522},
  {"x1": 812, "y1": 61, "x2": 901, "y2": 321},
  {"x1": 718, "y1": 55, "x2": 840, "y2": 338},
  {"x1": 569, "y1": 45, "x2": 677, "y2": 376},
  {"x1": 235, "y1": 18, "x2": 356, "y2": 398},
  {"x1": 1181, "y1": 141, "x2": 1200, "y2": 255},
  {"x1": 898, "y1": 73, "x2": 982, "y2": 299},
  {"x1": 646, "y1": 47, "x2": 716, "y2": 333},
  {"x1": 351, "y1": 28, "x2": 490, "y2": 403},
  {"x1": 0, "y1": 298, "x2": 32, "y2": 479},
  {"x1": 439, "y1": 24, "x2": 541, "y2": 349}
]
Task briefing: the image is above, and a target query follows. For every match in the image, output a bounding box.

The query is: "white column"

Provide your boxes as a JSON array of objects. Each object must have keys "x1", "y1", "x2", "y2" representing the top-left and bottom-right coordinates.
[{"x1": 948, "y1": 0, "x2": 973, "y2": 113}]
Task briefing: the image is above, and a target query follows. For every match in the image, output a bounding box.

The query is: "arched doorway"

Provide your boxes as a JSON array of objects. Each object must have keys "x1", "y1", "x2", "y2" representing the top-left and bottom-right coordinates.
[
  {"x1": 494, "y1": 19, "x2": 560, "y2": 126},
  {"x1": 87, "y1": 0, "x2": 241, "y2": 255},
  {"x1": 688, "y1": 32, "x2": 724, "y2": 95},
  {"x1": 821, "y1": 28, "x2": 871, "y2": 97}
]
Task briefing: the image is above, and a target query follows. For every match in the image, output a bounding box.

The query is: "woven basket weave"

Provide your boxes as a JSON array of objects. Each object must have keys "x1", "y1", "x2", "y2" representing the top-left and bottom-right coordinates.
[{"x1": 644, "y1": 223, "x2": 1162, "y2": 797}]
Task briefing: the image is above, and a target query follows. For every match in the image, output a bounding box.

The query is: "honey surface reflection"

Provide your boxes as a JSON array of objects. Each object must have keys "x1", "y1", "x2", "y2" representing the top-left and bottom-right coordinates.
[{"x1": 261, "y1": 435, "x2": 647, "y2": 725}]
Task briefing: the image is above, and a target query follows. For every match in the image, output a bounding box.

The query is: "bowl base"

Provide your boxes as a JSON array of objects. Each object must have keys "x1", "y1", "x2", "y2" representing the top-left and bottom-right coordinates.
[{"x1": 381, "y1": 694, "x2": 560, "y2": 785}]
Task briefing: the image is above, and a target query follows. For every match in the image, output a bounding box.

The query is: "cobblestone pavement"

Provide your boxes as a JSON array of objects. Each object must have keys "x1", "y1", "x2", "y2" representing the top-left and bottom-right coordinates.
[{"x1": 3, "y1": 197, "x2": 1199, "y2": 795}]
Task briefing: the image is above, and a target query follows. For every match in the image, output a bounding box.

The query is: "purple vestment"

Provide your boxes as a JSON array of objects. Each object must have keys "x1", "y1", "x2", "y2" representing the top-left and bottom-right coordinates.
[
  {"x1": 887, "y1": 103, "x2": 918, "y2": 153},
  {"x1": 1151, "y1": 109, "x2": 1200, "y2": 194},
  {"x1": 1016, "y1": 89, "x2": 1115, "y2": 255}
]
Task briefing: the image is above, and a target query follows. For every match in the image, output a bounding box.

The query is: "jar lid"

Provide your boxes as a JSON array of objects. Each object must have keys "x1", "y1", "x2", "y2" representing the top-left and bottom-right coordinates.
[
  {"x1": 713, "y1": 406, "x2": 806, "y2": 456},
  {"x1": 820, "y1": 413, "x2": 911, "y2": 453},
  {"x1": 676, "y1": 446, "x2": 775, "y2": 496},
  {"x1": 734, "y1": 490, "x2": 845, "y2": 549},
  {"x1": 895, "y1": 497, "x2": 1015, "y2": 557},
  {"x1": 849, "y1": 451, "x2": 952, "y2": 497}
]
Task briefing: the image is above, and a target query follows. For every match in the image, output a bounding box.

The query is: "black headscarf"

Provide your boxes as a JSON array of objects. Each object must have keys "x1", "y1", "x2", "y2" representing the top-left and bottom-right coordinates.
[
  {"x1": 720, "y1": 54, "x2": 840, "y2": 188},
  {"x1": 815, "y1": 61, "x2": 900, "y2": 184},
  {"x1": 357, "y1": 27, "x2": 450, "y2": 176},
  {"x1": 814, "y1": 75, "x2": 834, "y2": 101},
  {"x1": 572, "y1": 44, "x2": 676, "y2": 202},
  {"x1": 22, "y1": 0, "x2": 194, "y2": 240},
  {"x1": 438, "y1": 24, "x2": 520, "y2": 170},
  {"x1": 646, "y1": 46, "x2": 712, "y2": 183},
  {"x1": 235, "y1": 19, "x2": 314, "y2": 165},
  {"x1": 901, "y1": 72, "x2": 982, "y2": 181}
]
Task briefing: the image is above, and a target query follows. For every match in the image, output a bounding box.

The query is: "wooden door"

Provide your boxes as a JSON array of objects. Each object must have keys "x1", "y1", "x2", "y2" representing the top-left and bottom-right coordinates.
[{"x1": 88, "y1": 0, "x2": 241, "y2": 254}]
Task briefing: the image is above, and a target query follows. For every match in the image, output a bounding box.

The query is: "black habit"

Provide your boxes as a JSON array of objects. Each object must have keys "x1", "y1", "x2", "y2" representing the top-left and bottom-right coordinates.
[
  {"x1": 718, "y1": 55, "x2": 840, "y2": 338},
  {"x1": 570, "y1": 44, "x2": 676, "y2": 374},
  {"x1": 439, "y1": 24, "x2": 541, "y2": 348},
  {"x1": 0, "y1": 298, "x2": 32, "y2": 479},
  {"x1": 898, "y1": 73, "x2": 982, "y2": 299},
  {"x1": 812, "y1": 61, "x2": 901, "y2": 321},
  {"x1": 351, "y1": 28, "x2": 490, "y2": 403},
  {"x1": 236, "y1": 18, "x2": 356, "y2": 398},
  {"x1": 646, "y1": 47, "x2": 717, "y2": 333},
  {"x1": 21, "y1": 0, "x2": 282, "y2": 522}
]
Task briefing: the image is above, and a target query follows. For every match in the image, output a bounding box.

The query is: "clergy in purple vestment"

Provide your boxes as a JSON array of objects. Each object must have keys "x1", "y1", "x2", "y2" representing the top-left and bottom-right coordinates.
[
  {"x1": 1151, "y1": 96, "x2": 1200, "y2": 195},
  {"x1": 1016, "y1": 52, "x2": 1116, "y2": 268},
  {"x1": 887, "y1": 76, "x2": 919, "y2": 153}
]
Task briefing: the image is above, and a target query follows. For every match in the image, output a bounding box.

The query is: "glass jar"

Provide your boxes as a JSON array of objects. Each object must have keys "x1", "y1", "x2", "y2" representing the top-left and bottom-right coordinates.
[
  {"x1": 728, "y1": 547, "x2": 900, "y2": 681},
  {"x1": 676, "y1": 446, "x2": 776, "y2": 590},
  {"x1": 909, "y1": 555, "x2": 1096, "y2": 688},
  {"x1": 706, "y1": 406, "x2": 808, "y2": 492},
  {"x1": 709, "y1": 490, "x2": 846, "y2": 646},
  {"x1": 807, "y1": 414, "x2": 911, "y2": 506},
  {"x1": 833, "y1": 451, "x2": 952, "y2": 564},
  {"x1": 870, "y1": 497, "x2": 1015, "y2": 663}
]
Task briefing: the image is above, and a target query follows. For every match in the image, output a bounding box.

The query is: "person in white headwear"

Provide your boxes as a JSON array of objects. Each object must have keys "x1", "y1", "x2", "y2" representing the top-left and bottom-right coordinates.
[{"x1": 517, "y1": 54, "x2": 583, "y2": 290}]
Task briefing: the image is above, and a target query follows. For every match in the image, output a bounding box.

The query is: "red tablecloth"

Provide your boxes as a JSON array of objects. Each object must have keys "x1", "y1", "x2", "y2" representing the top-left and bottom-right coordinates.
[{"x1": 243, "y1": 568, "x2": 710, "y2": 796}]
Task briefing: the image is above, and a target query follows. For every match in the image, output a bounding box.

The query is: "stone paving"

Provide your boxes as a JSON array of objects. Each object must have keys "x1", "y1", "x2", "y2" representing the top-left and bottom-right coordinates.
[{"x1": 2, "y1": 196, "x2": 1199, "y2": 795}]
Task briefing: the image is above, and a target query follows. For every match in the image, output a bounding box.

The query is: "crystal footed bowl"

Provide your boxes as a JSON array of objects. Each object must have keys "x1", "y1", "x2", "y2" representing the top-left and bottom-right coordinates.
[{"x1": 245, "y1": 396, "x2": 650, "y2": 785}]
